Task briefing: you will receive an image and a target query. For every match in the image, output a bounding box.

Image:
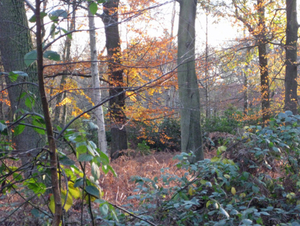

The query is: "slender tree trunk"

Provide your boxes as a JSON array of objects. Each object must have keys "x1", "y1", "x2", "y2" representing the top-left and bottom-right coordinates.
[
  {"x1": 177, "y1": 0, "x2": 203, "y2": 162},
  {"x1": 35, "y1": 0, "x2": 62, "y2": 224},
  {"x1": 54, "y1": 1, "x2": 76, "y2": 127},
  {"x1": 285, "y1": 0, "x2": 298, "y2": 114},
  {"x1": 88, "y1": 6, "x2": 108, "y2": 154},
  {"x1": 233, "y1": 0, "x2": 271, "y2": 124},
  {"x1": 205, "y1": 11, "x2": 210, "y2": 118},
  {"x1": 0, "y1": 0, "x2": 42, "y2": 169},
  {"x1": 257, "y1": 0, "x2": 270, "y2": 123},
  {"x1": 101, "y1": 0, "x2": 127, "y2": 159},
  {"x1": 243, "y1": 71, "x2": 248, "y2": 116}
]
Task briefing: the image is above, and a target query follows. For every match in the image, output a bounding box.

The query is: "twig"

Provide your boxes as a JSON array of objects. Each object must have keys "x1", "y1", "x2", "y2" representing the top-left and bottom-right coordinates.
[
  {"x1": 0, "y1": 195, "x2": 35, "y2": 222},
  {"x1": 108, "y1": 202, "x2": 157, "y2": 226},
  {"x1": 88, "y1": 195, "x2": 95, "y2": 226},
  {"x1": 11, "y1": 186, "x2": 52, "y2": 218}
]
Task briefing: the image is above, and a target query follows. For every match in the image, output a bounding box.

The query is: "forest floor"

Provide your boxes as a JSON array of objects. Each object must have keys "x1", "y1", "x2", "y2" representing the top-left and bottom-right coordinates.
[{"x1": 0, "y1": 132, "x2": 239, "y2": 226}]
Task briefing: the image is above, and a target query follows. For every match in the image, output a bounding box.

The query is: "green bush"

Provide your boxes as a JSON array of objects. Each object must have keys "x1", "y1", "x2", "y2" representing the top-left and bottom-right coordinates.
[
  {"x1": 127, "y1": 118, "x2": 181, "y2": 152},
  {"x1": 111, "y1": 151, "x2": 300, "y2": 225},
  {"x1": 203, "y1": 106, "x2": 242, "y2": 134},
  {"x1": 99, "y1": 111, "x2": 300, "y2": 225},
  {"x1": 237, "y1": 110, "x2": 300, "y2": 176}
]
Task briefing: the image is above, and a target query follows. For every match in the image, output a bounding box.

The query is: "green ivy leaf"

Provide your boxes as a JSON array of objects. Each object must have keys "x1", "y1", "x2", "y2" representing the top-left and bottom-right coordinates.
[
  {"x1": 49, "y1": 9, "x2": 68, "y2": 22},
  {"x1": 25, "y1": 97, "x2": 35, "y2": 109},
  {"x1": 13, "y1": 172, "x2": 22, "y2": 181},
  {"x1": 24, "y1": 50, "x2": 37, "y2": 66},
  {"x1": 107, "y1": 165, "x2": 117, "y2": 177},
  {"x1": 29, "y1": 12, "x2": 47, "y2": 23},
  {"x1": 78, "y1": 154, "x2": 93, "y2": 162},
  {"x1": 99, "y1": 203, "x2": 109, "y2": 215},
  {"x1": 85, "y1": 185, "x2": 100, "y2": 198},
  {"x1": 14, "y1": 124, "x2": 26, "y2": 136},
  {"x1": 89, "y1": 2, "x2": 98, "y2": 15},
  {"x1": 57, "y1": 27, "x2": 72, "y2": 39},
  {"x1": 74, "y1": 178, "x2": 83, "y2": 188},
  {"x1": 27, "y1": 181, "x2": 46, "y2": 196},
  {"x1": 59, "y1": 155, "x2": 75, "y2": 166},
  {"x1": 32, "y1": 118, "x2": 46, "y2": 135},
  {"x1": 99, "y1": 151, "x2": 109, "y2": 165},
  {"x1": 19, "y1": 92, "x2": 27, "y2": 100},
  {"x1": 76, "y1": 145, "x2": 87, "y2": 154},
  {"x1": 8, "y1": 72, "x2": 19, "y2": 82},
  {"x1": 43, "y1": 51, "x2": 60, "y2": 61}
]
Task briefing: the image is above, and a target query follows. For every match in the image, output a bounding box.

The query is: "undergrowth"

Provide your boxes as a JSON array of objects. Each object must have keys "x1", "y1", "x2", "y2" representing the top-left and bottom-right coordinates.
[
  {"x1": 97, "y1": 111, "x2": 300, "y2": 225},
  {"x1": 1, "y1": 111, "x2": 300, "y2": 225}
]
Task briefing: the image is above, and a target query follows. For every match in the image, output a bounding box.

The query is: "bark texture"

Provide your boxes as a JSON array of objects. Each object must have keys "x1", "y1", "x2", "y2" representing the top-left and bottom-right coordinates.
[
  {"x1": 88, "y1": 6, "x2": 108, "y2": 154},
  {"x1": 101, "y1": 0, "x2": 127, "y2": 159},
  {"x1": 0, "y1": 0, "x2": 42, "y2": 167},
  {"x1": 284, "y1": 0, "x2": 298, "y2": 114},
  {"x1": 257, "y1": 0, "x2": 270, "y2": 123},
  {"x1": 177, "y1": 0, "x2": 203, "y2": 162}
]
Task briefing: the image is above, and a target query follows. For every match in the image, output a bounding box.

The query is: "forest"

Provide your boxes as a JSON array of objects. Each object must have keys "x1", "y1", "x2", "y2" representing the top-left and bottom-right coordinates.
[{"x1": 0, "y1": 0, "x2": 300, "y2": 225}]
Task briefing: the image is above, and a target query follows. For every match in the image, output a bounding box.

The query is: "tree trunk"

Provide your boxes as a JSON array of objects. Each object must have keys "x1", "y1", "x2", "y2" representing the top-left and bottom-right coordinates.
[
  {"x1": 35, "y1": 0, "x2": 62, "y2": 224},
  {"x1": 205, "y1": 11, "x2": 210, "y2": 118},
  {"x1": 285, "y1": 0, "x2": 298, "y2": 114},
  {"x1": 101, "y1": 0, "x2": 127, "y2": 159},
  {"x1": 54, "y1": 1, "x2": 76, "y2": 127},
  {"x1": 243, "y1": 71, "x2": 248, "y2": 116},
  {"x1": 257, "y1": 0, "x2": 270, "y2": 123},
  {"x1": 177, "y1": 0, "x2": 203, "y2": 162},
  {"x1": 88, "y1": 5, "x2": 108, "y2": 155},
  {"x1": 0, "y1": 0, "x2": 42, "y2": 168},
  {"x1": 233, "y1": 0, "x2": 271, "y2": 124}
]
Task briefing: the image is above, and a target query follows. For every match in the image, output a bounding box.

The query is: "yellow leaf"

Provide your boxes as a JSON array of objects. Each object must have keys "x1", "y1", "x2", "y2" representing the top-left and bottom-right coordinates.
[
  {"x1": 218, "y1": 146, "x2": 227, "y2": 152},
  {"x1": 231, "y1": 187, "x2": 236, "y2": 195},
  {"x1": 200, "y1": 179, "x2": 207, "y2": 185},
  {"x1": 286, "y1": 192, "x2": 296, "y2": 200},
  {"x1": 68, "y1": 182, "x2": 81, "y2": 199},
  {"x1": 49, "y1": 194, "x2": 55, "y2": 214},
  {"x1": 206, "y1": 200, "x2": 211, "y2": 208},
  {"x1": 188, "y1": 186, "x2": 196, "y2": 196},
  {"x1": 61, "y1": 189, "x2": 73, "y2": 212},
  {"x1": 211, "y1": 156, "x2": 221, "y2": 162},
  {"x1": 224, "y1": 174, "x2": 230, "y2": 179},
  {"x1": 239, "y1": 193, "x2": 246, "y2": 198}
]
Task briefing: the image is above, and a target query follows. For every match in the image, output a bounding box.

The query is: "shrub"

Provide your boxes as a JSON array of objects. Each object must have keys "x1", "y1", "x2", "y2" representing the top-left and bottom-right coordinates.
[
  {"x1": 112, "y1": 151, "x2": 300, "y2": 225},
  {"x1": 127, "y1": 117, "x2": 181, "y2": 152},
  {"x1": 203, "y1": 106, "x2": 242, "y2": 134},
  {"x1": 106, "y1": 112, "x2": 300, "y2": 225}
]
